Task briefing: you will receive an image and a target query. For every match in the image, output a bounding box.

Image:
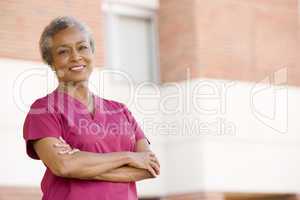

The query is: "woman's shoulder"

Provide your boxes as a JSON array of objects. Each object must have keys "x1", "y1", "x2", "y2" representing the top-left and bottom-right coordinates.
[
  {"x1": 29, "y1": 92, "x2": 57, "y2": 112},
  {"x1": 95, "y1": 96, "x2": 128, "y2": 111},
  {"x1": 30, "y1": 95, "x2": 50, "y2": 109}
]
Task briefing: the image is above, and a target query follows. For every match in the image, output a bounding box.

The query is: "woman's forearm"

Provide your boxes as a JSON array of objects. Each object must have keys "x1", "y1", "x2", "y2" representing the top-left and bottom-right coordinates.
[
  {"x1": 91, "y1": 166, "x2": 154, "y2": 182},
  {"x1": 60, "y1": 151, "x2": 131, "y2": 179},
  {"x1": 45, "y1": 138, "x2": 159, "y2": 180}
]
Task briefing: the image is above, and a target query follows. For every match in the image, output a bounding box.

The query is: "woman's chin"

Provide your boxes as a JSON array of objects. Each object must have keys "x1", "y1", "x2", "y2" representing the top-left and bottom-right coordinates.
[{"x1": 59, "y1": 76, "x2": 90, "y2": 84}]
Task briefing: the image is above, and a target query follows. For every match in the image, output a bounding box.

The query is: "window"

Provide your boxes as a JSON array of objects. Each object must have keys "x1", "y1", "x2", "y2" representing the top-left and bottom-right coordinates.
[{"x1": 103, "y1": 1, "x2": 159, "y2": 84}]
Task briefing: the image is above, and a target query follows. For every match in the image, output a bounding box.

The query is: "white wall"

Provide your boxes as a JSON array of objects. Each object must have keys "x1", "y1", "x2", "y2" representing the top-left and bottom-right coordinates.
[{"x1": 1, "y1": 59, "x2": 300, "y2": 197}]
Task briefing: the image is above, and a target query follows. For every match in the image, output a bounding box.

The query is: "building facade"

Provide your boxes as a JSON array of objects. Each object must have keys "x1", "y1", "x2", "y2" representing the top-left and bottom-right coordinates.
[{"x1": 0, "y1": 0, "x2": 299, "y2": 200}]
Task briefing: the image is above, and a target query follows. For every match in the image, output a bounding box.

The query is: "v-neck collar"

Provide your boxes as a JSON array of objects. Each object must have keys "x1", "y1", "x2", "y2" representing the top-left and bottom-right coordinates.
[{"x1": 53, "y1": 89, "x2": 98, "y2": 120}]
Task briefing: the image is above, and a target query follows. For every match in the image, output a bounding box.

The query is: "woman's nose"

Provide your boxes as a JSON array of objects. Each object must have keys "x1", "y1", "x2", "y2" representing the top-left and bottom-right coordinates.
[{"x1": 70, "y1": 49, "x2": 82, "y2": 61}]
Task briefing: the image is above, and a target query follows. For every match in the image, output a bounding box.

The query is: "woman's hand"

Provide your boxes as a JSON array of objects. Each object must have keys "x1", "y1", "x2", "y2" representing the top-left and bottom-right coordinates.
[
  {"x1": 53, "y1": 137, "x2": 79, "y2": 155},
  {"x1": 128, "y1": 151, "x2": 160, "y2": 177}
]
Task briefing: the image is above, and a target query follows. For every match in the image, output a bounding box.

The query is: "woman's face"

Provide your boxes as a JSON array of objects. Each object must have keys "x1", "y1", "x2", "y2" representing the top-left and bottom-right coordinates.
[{"x1": 51, "y1": 27, "x2": 94, "y2": 83}]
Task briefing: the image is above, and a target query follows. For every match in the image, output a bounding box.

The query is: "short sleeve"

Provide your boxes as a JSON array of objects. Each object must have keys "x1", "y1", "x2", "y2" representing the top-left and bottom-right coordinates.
[
  {"x1": 23, "y1": 100, "x2": 62, "y2": 160},
  {"x1": 121, "y1": 104, "x2": 150, "y2": 144}
]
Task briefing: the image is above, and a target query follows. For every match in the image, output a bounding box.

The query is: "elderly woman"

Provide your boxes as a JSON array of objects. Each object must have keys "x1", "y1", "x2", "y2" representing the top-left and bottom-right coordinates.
[{"x1": 23, "y1": 16, "x2": 160, "y2": 200}]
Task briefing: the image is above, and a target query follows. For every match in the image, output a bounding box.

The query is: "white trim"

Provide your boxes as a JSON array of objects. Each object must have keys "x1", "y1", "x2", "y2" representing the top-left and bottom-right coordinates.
[
  {"x1": 150, "y1": 15, "x2": 160, "y2": 83},
  {"x1": 103, "y1": 0, "x2": 159, "y2": 11},
  {"x1": 103, "y1": 2, "x2": 160, "y2": 84},
  {"x1": 102, "y1": 2, "x2": 156, "y2": 18}
]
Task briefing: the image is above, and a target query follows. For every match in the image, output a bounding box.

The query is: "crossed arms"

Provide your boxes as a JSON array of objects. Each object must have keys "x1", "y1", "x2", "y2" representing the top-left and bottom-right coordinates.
[{"x1": 33, "y1": 137, "x2": 160, "y2": 182}]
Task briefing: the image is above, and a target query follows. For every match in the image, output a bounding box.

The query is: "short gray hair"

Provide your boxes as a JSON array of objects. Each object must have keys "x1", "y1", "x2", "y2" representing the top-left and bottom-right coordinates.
[{"x1": 39, "y1": 16, "x2": 95, "y2": 66}]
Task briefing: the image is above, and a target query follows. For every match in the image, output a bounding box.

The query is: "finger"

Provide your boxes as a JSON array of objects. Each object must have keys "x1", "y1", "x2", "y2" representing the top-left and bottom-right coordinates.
[
  {"x1": 53, "y1": 143, "x2": 63, "y2": 147},
  {"x1": 57, "y1": 146, "x2": 73, "y2": 153},
  {"x1": 149, "y1": 154, "x2": 160, "y2": 165},
  {"x1": 67, "y1": 149, "x2": 76, "y2": 155},
  {"x1": 58, "y1": 149, "x2": 71, "y2": 155},
  {"x1": 147, "y1": 166, "x2": 157, "y2": 177},
  {"x1": 150, "y1": 161, "x2": 160, "y2": 175},
  {"x1": 54, "y1": 143, "x2": 69, "y2": 147},
  {"x1": 149, "y1": 152, "x2": 156, "y2": 157},
  {"x1": 73, "y1": 148, "x2": 80, "y2": 153},
  {"x1": 53, "y1": 143, "x2": 71, "y2": 148},
  {"x1": 68, "y1": 148, "x2": 80, "y2": 155},
  {"x1": 59, "y1": 136, "x2": 66, "y2": 144},
  {"x1": 147, "y1": 152, "x2": 160, "y2": 165},
  {"x1": 58, "y1": 146, "x2": 79, "y2": 155},
  {"x1": 150, "y1": 156, "x2": 160, "y2": 167},
  {"x1": 150, "y1": 154, "x2": 159, "y2": 164},
  {"x1": 152, "y1": 159, "x2": 160, "y2": 169},
  {"x1": 61, "y1": 146, "x2": 73, "y2": 152}
]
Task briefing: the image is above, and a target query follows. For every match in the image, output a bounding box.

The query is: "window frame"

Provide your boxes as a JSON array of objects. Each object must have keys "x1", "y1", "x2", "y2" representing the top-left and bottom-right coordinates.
[{"x1": 102, "y1": 2, "x2": 160, "y2": 84}]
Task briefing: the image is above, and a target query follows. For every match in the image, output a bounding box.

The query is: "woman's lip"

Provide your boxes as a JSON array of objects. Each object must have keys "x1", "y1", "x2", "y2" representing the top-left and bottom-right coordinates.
[{"x1": 69, "y1": 65, "x2": 85, "y2": 71}]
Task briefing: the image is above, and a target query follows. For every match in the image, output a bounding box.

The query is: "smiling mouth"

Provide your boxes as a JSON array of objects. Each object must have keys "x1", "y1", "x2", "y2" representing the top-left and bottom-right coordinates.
[{"x1": 69, "y1": 65, "x2": 86, "y2": 72}]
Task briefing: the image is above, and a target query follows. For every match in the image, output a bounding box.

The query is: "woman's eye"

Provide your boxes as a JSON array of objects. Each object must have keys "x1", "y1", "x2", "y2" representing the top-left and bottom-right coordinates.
[
  {"x1": 58, "y1": 50, "x2": 67, "y2": 55},
  {"x1": 79, "y1": 45, "x2": 88, "y2": 51}
]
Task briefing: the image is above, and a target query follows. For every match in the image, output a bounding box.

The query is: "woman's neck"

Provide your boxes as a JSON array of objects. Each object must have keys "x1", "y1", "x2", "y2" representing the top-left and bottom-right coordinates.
[{"x1": 57, "y1": 81, "x2": 91, "y2": 103}]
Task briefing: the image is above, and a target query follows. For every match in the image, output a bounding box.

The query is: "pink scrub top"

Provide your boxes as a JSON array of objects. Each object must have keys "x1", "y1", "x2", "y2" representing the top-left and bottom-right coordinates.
[{"x1": 23, "y1": 89, "x2": 147, "y2": 200}]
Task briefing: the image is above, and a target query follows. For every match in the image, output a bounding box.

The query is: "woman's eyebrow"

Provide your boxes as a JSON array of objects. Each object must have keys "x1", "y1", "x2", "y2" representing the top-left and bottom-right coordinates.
[
  {"x1": 77, "y1": 40, "x2": 88, "y2": 44},
  {"x1": 54, "y1": 44, "x2": 70, "y2": 50},
  {"x1": 54, "y1": 40, "x2": 88, "y2": 49}
]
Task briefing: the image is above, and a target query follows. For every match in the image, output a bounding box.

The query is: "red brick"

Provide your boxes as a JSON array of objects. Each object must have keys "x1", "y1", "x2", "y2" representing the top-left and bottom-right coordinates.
[{"x1": 0, "y1": 0, "x2": 105, "y2": 66}]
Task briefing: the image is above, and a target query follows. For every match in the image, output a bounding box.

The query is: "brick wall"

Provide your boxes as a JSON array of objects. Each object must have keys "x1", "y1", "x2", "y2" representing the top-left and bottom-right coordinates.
[
  {"x1": 158, "y1": 0, "x2": 199, "y2": 83},
  {"x1": 1, "y1": 0, "x2": 298, "y2": 85},
  {"x1": 0, "y1": 0, "x2": 105, "y2": 66},
  {"x1": 158, "y1": 0, "x2": 299, "y2": 86}
]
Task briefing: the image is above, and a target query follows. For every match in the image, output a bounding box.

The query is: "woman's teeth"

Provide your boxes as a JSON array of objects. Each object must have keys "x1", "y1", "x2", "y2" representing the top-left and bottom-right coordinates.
[{"x1": 70, "y1": 65, "x2": 84, "y2": 71}]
